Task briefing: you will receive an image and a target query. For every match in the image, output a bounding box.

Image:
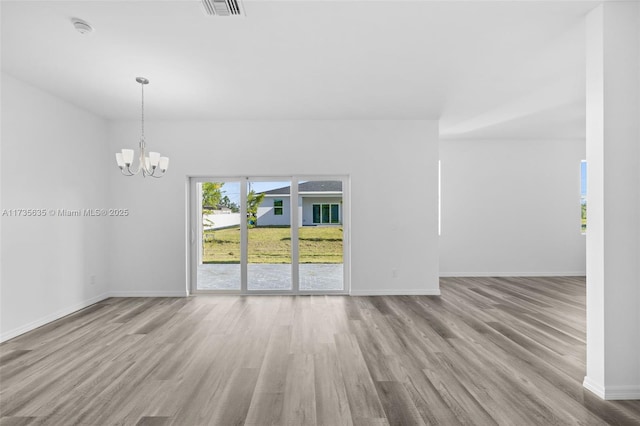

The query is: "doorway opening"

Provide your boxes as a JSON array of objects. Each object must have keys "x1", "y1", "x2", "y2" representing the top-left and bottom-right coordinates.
[{"x1": 190, "y1": 176, "x2": 349, "y2": 294}]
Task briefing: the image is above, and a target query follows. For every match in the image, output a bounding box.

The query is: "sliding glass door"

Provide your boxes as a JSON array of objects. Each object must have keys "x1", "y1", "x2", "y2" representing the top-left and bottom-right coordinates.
[
  {"x1": 298, "y1": 180, "x2": 344, "y2": 291},
  {"x1": 194, "y1": 180, "x2": 243, "y2": 291},
  {"x1": 247, "y1": 179, "x2": 292, "y2": 291},
  {"x1": 191, "y1": 176, "x2": 348, "y2": 294}
]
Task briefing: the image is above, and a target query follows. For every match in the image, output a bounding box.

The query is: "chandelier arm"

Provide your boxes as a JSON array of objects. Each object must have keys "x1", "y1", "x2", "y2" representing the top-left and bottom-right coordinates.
[
  {"x1": 149, "y1": 166, "x2": 162, "y2": 176},
  {"x1": 127, "y1": 162, "x2": 142, "y2": 175},
  {"x1": 148, "y1": 169, "x2": 166, "y2": 178}
]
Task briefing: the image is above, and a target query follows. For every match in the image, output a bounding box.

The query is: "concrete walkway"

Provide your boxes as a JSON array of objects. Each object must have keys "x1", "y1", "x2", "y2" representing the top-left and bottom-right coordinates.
[{"x1": 197, "y1": 263, "x2": 344, "y2": 291}]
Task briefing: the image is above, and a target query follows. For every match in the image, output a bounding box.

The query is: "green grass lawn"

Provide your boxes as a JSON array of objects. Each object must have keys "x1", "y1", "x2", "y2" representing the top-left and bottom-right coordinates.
[{"x1": 203, "y1": 226, "x2": 343, "y2": 264}]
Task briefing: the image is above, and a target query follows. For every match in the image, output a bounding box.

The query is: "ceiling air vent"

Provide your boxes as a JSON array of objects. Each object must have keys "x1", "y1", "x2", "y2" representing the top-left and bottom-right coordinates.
[{"x1": 202, "y1": 0, "x2": 243, "y2": 16}]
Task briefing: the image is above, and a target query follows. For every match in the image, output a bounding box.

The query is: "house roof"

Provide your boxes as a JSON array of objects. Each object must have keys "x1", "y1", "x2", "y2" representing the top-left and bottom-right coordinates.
[{"x1": 260, "y1": 181, "x2": 342, "y2": 195}]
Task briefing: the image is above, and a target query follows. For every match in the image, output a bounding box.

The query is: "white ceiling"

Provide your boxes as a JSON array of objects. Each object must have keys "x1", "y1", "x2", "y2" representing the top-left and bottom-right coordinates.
[{"x1": 1, "y1": 0, "x2": 594, "y2": 139}]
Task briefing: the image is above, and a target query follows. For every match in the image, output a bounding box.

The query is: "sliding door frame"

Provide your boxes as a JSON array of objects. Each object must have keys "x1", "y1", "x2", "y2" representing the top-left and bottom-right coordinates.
[{"x1": 188, "y1": 175, "x2": 350, "y2": 295}]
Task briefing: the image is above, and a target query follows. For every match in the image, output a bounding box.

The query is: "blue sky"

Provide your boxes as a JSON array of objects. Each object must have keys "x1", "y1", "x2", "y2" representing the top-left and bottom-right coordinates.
[{"x1": 217, "y1": 181, "x2": 292, "y2": 205}]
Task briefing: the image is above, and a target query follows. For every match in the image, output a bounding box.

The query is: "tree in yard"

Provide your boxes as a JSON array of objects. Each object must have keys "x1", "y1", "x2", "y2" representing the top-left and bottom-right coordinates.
[
  {"x1": 202, "y1": 182, "x2": 223, "y2": 209},
  {"x1": 202, "y1": 182, "x2": 223, "y2": 229},
  {"x1": 246, "y1": 190, "x2": 265, "y2": 228},
  {"x1": 219, "y1": 195, "x2": 240, "y2": 213}
]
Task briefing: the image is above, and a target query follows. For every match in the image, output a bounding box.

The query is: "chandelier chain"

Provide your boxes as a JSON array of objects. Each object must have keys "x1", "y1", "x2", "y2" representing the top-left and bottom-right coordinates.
[{"x1": 141, "y1": 82, "x2": 145, "y2": 140}]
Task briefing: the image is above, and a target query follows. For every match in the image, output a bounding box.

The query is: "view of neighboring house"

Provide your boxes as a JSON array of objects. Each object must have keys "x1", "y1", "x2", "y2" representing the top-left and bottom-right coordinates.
[{"x1": 257, "y1": 181, "x2": 343, "y2": 227}]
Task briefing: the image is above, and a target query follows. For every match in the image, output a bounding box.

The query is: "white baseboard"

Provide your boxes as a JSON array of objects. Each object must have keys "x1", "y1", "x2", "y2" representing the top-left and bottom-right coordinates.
[
  {"x1": 439, "y1": 271, "x2": 586, "y2": 278},
  {"x1": 350, "y1": 289, "x2": 441, "y2": 296},
  {"x1": 108, "y1": 290, "x2": 189, "y2": 298},
  {"x1": 603, "y1": 386, "x2": 640, "y2": 400},
  {"x1": 583, "y1": 376, "x2": 606, "y2": 399},
  {"x1": 0, "y1": 292, "x2": 110, "y2": 343},
  {"x1": 583, "y1": 377, "x2": 640, "y2": 400}
]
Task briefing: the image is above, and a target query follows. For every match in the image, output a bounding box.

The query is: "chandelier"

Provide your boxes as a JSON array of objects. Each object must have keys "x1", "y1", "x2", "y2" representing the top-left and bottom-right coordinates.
[{"x1": 115, "y1": 77, "x2": 169, "y2": 177}]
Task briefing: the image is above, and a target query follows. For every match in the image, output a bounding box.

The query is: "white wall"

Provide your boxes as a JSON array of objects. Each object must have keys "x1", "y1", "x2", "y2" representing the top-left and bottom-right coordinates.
[
  {"x1": 439, "y1": 138, "x2": 586, "y2": 276},
  {"x1": 203, "y1": 212, "x2": 241, "y2": 230},
  {"x1": 107, "y1": 120, "x2": 440, "y2": 296},
  {"x1": 584, "y1": 2, "x2": 640, "y2": 400},
  {"x1": 0, "y1": 73, "x2": 110, "y2": 341}
]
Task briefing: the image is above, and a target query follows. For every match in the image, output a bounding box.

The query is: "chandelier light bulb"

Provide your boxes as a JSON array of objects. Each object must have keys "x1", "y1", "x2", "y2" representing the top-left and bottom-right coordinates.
[
  {"x1": 148, "y1": 152, "x2": 161, "y2": 168},
  {"x1": 121, "y1": 149, "x2": 134, "y2": 166},
  {"x1": 159, "y1": 157, "x2": 169, "y2": 171}
]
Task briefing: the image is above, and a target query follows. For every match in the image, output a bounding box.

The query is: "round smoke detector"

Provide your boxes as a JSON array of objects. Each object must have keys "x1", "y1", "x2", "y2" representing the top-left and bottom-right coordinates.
[{"x1": 71, "y1": 18, "x2": 93, "y2": 35}]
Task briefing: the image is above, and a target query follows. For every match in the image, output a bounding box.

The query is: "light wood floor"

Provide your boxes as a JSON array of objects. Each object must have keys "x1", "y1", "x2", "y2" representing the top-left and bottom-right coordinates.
[{"x1": 1, "y1": 277, "x2": 640, "y2": 425}]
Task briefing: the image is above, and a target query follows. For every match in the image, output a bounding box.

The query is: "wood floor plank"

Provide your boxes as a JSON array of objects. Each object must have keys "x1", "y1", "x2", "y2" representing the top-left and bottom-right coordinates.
[
  {"x1": 334, "y1": 332, "x2": 387, "y2": 421},
  {"x1": 243, "y1": 392, "x2": 286, "y2": 426},
  {"x1": 0, "y1": 417, "x2": 37, "y2": 426},
  {"x1": 282, "y1": 354, "x2": 316, "y2": 425},
  {"x1": 211, "y1": 368, "x2": 260, "y2": 426},
  {"x1": 422, "y1": 356, "x2": 499, "y2": 425},
  {"x1": 244, "y1": 325, "x2": 291, "y2": 425},
  {"x1": 2, "y1": 277, "x2": 640, "y2": 425},
  {"x1": 313, "y1": 343, "x2": 354, "y2": 426},
  {"x1": 401, "y1": 365, "x2": 460, "y2": 426},
  {"x1": 374, "y1": 381, "x2": 426, "y2": 426},
  {"x1": 136, "y1": 417, "x2": 171, "y2": 426}
]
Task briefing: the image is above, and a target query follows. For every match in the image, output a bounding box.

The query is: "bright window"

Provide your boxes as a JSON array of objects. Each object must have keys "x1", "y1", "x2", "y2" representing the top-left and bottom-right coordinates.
[
  {"x1": 274, "y1": 199, "x2": 283, "y2": 216},
  {"x1": 313, "y1": 203, "x2": 340, "y2": 224},
  {"x1": 321, "y1": 205, "x2": 330, "y2": 223},
  {"x1": 331, "y1": 204, "x2": 340, "y2": 223}
]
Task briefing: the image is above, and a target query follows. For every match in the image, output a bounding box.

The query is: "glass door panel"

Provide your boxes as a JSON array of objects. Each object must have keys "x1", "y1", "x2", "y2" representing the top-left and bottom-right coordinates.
[
  {"x1": 321, "y1": 205, "x2": 330, "y2": 224},
  {"x1": 298, "y1": 180, "x2": 344, "y2": 291},
  {"x1": 247, "y1": 180, "x2": 292, "y2": 290},
  {"x1": 331, "y1": 204, "x2": 340, "y2": 223},
  {"x1": 196, "y1": 181, "x2": 242, "y2": 290}
]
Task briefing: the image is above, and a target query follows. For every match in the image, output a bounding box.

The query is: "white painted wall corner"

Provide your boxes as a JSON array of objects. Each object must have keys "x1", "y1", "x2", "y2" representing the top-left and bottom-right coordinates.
[{"x1": 0, "y1": 292, "x2": 110, "y2": 343}]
